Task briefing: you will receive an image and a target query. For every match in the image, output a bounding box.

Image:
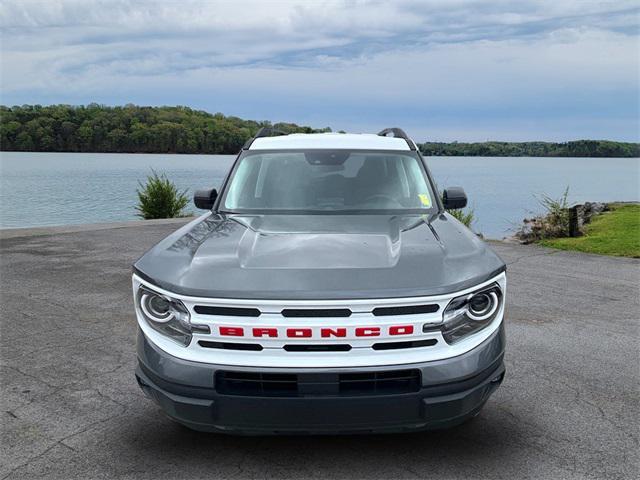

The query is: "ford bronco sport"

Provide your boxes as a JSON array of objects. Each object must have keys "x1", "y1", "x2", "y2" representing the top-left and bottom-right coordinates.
[{"x1": 133, "y1": 128, "x2": 506, "y2": 434}]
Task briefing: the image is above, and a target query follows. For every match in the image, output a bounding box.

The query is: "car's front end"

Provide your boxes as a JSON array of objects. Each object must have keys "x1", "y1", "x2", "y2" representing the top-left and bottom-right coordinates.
[
  {"x1": 134, "y1": 269, "x2": 505, "y2": 434},
  {"x1": 132, "y1": 129, "x2": 507, "y2": 434}
]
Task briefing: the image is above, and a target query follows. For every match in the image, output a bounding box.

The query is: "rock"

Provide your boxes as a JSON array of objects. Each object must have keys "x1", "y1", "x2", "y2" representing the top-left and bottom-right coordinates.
[
  {"x1": 513, "y1": 202, "x2": 611, "y2": 242},
  {"x1": 569, "y1": 202, "x2": 609, "y2": 236}
]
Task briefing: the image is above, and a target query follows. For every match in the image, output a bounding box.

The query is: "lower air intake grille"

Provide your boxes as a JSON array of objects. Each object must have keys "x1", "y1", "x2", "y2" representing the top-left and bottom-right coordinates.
[
  {"x1": 216, "y1": 372, "x2": 297, "y2": 396},
  {"x1": 215, "y1": 369, "x2": 421, "y2": 397},
  {"x1": 338, "y1": 370, "x2": 421, "y2": 395}
]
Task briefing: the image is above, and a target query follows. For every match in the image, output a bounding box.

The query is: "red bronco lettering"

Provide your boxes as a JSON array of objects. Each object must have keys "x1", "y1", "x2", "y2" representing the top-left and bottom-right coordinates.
[{"x1": 219, "y1": 325, "x2": 414, "y2": 338}]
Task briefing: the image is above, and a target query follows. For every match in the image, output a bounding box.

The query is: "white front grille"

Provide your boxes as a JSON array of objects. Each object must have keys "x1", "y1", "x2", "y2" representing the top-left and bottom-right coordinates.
[{"x1": 133, "y1": 273, "x2": 506, "y2": 368}]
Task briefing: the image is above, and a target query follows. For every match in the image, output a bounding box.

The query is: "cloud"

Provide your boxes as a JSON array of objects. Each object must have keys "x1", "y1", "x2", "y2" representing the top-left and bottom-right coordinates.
[{"x1": 1, "y1": 0, "x2": 638, "y2": 141}]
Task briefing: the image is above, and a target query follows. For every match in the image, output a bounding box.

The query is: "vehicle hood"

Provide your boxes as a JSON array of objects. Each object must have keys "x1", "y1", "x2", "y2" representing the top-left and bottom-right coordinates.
[{"x1": 134, "y1": 213, "x2": 505, "y2": 299}]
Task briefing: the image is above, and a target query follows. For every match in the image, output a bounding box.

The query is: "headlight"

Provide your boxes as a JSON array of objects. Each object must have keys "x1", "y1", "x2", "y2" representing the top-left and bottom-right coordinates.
[
  {"x1": 440, "y1": 283, "x2": 503, "y2": 344},
  {"x1": 136, "y1": 286, "x2": 209, "y2": 346}
]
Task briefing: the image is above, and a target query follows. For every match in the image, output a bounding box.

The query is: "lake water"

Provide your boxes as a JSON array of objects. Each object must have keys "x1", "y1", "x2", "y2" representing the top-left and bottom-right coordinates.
[{"x1": 1, "y1": 152, "x2": 638, "y2": 238}]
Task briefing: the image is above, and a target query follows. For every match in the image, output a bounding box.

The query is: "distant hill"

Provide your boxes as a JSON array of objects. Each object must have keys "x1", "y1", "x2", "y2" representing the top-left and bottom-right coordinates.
[
  {"x1": 1, "y1": 104, "x2": 638, "y2": 157},
  {"x1": 0, "y1": 104, "x2": 330, "y2": 154},
  {"x1": 419, "y1": 140, "x2": 639, "y2": 158}
]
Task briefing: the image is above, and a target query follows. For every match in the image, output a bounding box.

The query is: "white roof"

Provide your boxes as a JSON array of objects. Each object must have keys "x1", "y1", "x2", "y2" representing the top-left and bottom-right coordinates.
[{"x1": 249, "y1": 132, "x2": 413, "y2": 151}]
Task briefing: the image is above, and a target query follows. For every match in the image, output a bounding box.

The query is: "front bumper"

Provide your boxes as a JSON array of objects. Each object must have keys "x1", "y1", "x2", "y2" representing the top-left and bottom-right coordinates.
[{"x1": 136, "y1": 325, "x2": 505, "y2": 434}]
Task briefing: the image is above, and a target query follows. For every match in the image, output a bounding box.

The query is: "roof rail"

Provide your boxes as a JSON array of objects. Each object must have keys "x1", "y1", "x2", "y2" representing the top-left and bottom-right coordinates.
[
  {"x1": 377, "y1": 128, "x2": 416, "y2": 151},
  {"x1": 243, "y1": 127, "x2": 289, "y2": 150}
]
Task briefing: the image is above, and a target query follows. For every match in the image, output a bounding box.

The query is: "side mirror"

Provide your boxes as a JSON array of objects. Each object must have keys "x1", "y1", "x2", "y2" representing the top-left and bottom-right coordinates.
[
  {"x1": 443, "y1": 187, "x2": 467, "y2": 210},
  {"x1": 194, "y1": 188, "x2": 218, "y2": 210}
]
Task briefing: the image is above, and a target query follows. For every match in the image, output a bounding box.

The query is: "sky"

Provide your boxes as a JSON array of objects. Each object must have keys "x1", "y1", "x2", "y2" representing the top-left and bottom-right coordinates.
[{"x1": 1, "y1": 0, "x2": 639, "y2": 142}]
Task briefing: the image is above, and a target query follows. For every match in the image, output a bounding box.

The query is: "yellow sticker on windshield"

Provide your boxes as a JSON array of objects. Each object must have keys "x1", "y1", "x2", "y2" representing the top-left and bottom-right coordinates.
[{"x1": 418, "y1": 194, "x2": 431, "y2": 207}]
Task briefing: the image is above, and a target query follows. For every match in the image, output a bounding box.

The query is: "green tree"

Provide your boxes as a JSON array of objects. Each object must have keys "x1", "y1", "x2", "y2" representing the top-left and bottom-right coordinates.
[{"x1": 1, "y1": 104, "x2": 638, "y2": 157}]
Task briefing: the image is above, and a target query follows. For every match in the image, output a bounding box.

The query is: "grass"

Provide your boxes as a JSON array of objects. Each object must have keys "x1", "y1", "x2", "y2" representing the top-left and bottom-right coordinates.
[{"x1": 539, "y1": 203, "x2": 640, "y2": 258}]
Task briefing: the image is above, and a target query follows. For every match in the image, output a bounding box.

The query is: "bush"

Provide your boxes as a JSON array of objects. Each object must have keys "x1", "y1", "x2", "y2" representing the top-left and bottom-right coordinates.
[
  {"x1": 535, "y1": 186, "x2": 570, "y2": 237},
  {"x1": 448, "y1": 207, "x2": 475, "y2": 228},
  {"x1": 136, "y1": 170, "x2": 189, "y2": 219},
  {"x1": 514, "y1": 186, "x2": 571, "y2": 242}
]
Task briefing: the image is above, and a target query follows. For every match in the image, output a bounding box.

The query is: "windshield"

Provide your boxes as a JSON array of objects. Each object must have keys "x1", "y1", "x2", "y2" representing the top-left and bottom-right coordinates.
[{"x1": 221, "y1": 150, "x2": 436, "y2": 214}]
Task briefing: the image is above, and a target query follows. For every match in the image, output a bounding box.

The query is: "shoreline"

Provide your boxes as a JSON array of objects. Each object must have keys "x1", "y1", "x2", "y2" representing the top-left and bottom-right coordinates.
[
  {"x1": 2, "y1": 204, "x2": 638, "y2": 242},
  {"x1": 0, "y1": 217, "x2": 195, "y2": 240},
  {"x1": 2, "y1": 150, "x2": 639, "y2": 159},
  {"x1": 1, "y1": 218, "x2": 519, "y2": 242}
]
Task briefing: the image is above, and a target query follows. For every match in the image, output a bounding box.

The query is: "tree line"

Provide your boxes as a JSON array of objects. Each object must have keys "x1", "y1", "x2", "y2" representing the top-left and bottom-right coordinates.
[
  {"x1": 0, "y1": 104, "x2": 330, "y2": 154},
  {"x1": 1, "y1": 104, "x2": 638, "y2": 157},
  {"x1": 418, "y1": 140, "x2": 639, "y2": 158}
]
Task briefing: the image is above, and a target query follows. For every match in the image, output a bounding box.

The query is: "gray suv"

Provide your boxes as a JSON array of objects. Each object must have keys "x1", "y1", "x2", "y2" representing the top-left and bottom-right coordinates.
[{"x1": 133, "y1": 128, "x2": 506, "y2": 434}]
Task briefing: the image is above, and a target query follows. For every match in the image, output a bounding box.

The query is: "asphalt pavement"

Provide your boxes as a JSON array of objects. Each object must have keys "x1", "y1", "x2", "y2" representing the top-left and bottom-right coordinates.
[{"x1": 1, "y1": 220, "x2": 638, "y2": 479}]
